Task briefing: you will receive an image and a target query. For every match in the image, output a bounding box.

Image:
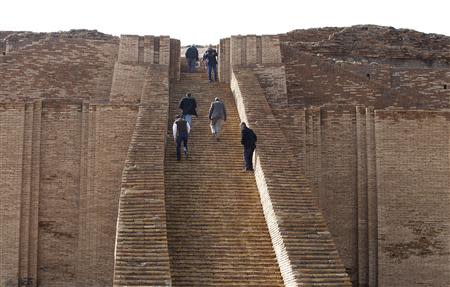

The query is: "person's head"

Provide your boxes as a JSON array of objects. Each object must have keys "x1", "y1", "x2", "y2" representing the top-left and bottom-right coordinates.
[
  {"x1": 175, "y1": 114, "x2": 181, "y2": 120},
  {"x1": 214, "y1": 97, "x2": 220, "y2": 102},
  {"x1": 186, "y1": 93, "x2": 191, "y2": 97},
  {"x1": 240, "y1": 122, "x2": 247, "y2": 130}
]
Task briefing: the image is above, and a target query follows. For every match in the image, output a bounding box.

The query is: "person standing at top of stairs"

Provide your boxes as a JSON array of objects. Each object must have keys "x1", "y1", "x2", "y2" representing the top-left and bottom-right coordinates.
[
  {"x1": 178, "y1": 92, "x2": 198, "y2": 127},
  {"x1": 172, "y1": 114, "x2": 191, "y2": 161},
  {"x1": 202, "y1": 46, "x2": 218, "y2": 82},
  {"x1": 208, "y1": 97, "x2": 226, "y2": 141},
  {"x1": 185, "y1": 44, "x2": 199, "y2": 73}
]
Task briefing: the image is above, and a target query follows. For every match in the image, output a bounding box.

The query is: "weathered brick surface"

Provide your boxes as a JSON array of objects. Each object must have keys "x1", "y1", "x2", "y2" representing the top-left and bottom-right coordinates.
[
  {"x1": 0, "y1": 103, "x2": 25, "y2": 287},
  {"x1": 0, "y1": 37, "x2": 119, "y2": 103},
  {"x1": 80, "y1": 104, "x2": 137, "y2": 286},
  {"x1": 0, "y1": 100, "x2": 137, "y2": 287},
  {"x1": 279, "y1": 26, "x2": 450, "y2": 110},
  {"x1": 110, "y1": 63, "x2": 149, "y2": 104},
  {"x1": 38, "y1": 99, "x2": 84, "y2": 286},
  {"x1": 169, "y1": 38, "x2": 181, "y2": 80},
  {"x1": 280, "y1": 25, "x2": 450, "y2": 63},
  {"x1": 280, "y1": 49, "x2": 384, "y2": 108},
  {"x1": 111, "y1": 35, "x2": 176, "y2": 103},
  {"x1": 286, "y1": 106, "x2": 450, "y2": 287},
  {"x1": 2, "y1": 30, "x2": 115, "y2": 55},
  {"x1": 219, "y1": 38, "x2": 231, "y2": 83},
  {"x1": 113, "y1": 35, "x2": 172, "y2": 287},
  {"x1": 374, "y1": 110, "x2": 450, "y2": 287}
]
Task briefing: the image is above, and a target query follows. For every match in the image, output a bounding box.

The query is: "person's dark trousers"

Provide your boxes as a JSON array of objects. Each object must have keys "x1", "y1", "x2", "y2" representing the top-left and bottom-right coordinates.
[
  {"x1": 187, "y1": 58, "x2": 196, "y2": 72},
  {"x1": 176, "y1": 133, "x2": 189, "y2": 160},
  {"x1": 207, "y1": 63, "x2": 218, "y2": 81},
  {"x1": 243, "y1": 146, "x2": 255, "y2": 170}
]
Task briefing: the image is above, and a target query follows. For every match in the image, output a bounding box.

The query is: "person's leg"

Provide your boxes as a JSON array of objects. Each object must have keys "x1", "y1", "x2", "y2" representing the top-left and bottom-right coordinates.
[
  {"x1": 215, "y1": 119, "x2": 224, "y2": 138},
  {"x1": 191, "y1": 58, "x2": 196, "y2": 72},
  {"x1": 244, "y1": 146, "x2": 255, "y2": 170},
  {"x1": 207, "y1": 64, "x2": 213, "y2": 82},
  {"x1": 186, "y1": 58, "x2": 191, "y2": 72},
  {"x1": 210, "y1": 119, "x2": 217, "y2": 136},
  {"x1": 176, "y1": 136, "x2": 182, "y2": 161},
  {"x1": 182, "y1": 134, "x2": 189, "y2": 158}
]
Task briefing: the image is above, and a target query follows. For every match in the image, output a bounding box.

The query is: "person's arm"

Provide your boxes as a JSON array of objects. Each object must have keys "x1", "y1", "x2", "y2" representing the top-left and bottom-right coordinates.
[
  {"x1": 223, "y1": 104, "x2": 227, "y2": 121},
  {"x1": 193, "y1": 99, "x2": 198, "y2": 116},
  {"x1": 187, "y1": 122, "x2": 191, "y2": 134},
  {"x1": 172, "y1": 123, "x2": 177, "y2": 141},
  {"x1": 179, "y1": 98, "x2": 184, "y2": 110},
  {"x1": 208, "y1": 104, "x2": 213, "y2": 120}
]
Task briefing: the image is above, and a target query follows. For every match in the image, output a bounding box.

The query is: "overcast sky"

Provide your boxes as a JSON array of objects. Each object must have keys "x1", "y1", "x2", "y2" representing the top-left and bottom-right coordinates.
[{"x1": 2, "y1": 0, "x2": 449, "y2": 45}]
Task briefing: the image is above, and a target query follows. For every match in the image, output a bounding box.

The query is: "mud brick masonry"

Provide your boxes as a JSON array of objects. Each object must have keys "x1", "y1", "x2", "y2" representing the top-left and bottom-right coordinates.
[{"x1": 0, "y1": 25, "x2": 449, "y2": 286}]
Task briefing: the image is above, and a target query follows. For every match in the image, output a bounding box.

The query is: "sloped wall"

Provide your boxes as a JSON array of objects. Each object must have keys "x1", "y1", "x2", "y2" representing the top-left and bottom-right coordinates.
[{"x1": 0, "y1": 100, "x2": 137, "y2": 287}]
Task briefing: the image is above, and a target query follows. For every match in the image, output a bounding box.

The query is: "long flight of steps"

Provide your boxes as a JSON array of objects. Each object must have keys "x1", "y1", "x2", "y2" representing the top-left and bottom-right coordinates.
[{"x1": 164, "y1": 71, "x2": 285, "y2": 286}]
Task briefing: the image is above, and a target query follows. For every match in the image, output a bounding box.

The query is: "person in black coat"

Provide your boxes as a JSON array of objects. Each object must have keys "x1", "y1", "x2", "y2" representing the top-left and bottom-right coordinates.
[
  {"x1": 179, "y1": 93, "x2": 198, "y2": 126},
  {"x1": 240, "y1": 122, "x2": 257, "y2": 171},
  {"x1": 185, "y1": 45, "x2": 199, "y2": 73}
]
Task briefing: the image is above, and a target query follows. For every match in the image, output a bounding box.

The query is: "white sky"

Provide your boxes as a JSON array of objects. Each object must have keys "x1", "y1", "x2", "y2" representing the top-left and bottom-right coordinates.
[{"x1": 2, "y1": 0, "x2": 450, "y2": 45}]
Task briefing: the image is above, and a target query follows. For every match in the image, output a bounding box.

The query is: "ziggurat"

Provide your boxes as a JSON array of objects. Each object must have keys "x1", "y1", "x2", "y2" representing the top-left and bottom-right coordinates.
[{"x1": 1, "y1": 26, "x2": 449, "y2": 286}]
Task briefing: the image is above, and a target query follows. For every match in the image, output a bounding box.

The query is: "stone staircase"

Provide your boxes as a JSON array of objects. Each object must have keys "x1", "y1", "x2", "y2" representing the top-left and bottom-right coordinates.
[{"x1": 164, "y1": 71, "x2": 285, "y2": 286}]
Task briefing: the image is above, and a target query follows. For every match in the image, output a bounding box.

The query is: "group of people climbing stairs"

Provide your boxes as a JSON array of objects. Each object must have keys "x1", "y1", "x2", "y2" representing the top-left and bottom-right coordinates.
[{"x1": 164, "y1": 70, "x2": 285, "y2": 286}]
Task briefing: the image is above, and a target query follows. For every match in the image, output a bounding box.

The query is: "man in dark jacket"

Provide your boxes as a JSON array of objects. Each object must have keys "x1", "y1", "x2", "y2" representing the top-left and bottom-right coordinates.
[
  {"x1": 173, "y1": 115, "x2": 191, "y2": 161},
  {"x1": 202, "y1": 46, "x2": 218, "y2": 82},
  {"x1": 240, "y1": 122, "x2": 257, "y2": 171},
  {"x1": 178, "y1": 93, "x2": 198, "y2": 126},
  {"x1": 185, "y1": 45, "x2": 199, "y2": 73}
]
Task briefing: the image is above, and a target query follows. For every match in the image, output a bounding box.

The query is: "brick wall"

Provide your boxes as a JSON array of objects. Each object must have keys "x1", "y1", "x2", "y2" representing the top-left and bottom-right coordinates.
[
  {"x1": 374, "y1": 110, "x2": 450, "y2": 287},
  {"x1": 281, "y1": 49, "x2": 384, "y2": 108},
  {"x1": 318, "y1": 106, "x2": 359, "y2": 282},
  {"x1": 280, "y1": 30, "x2": 450, "y2": 110},
  {"x1": 221, "y1": 35, "x2": 288, "y2": 107},
  {"x1": 219, "y1": 38, "x2": 230, "y2": 83},
  {"x1": 0, "y1": 99, "x2": 137, "y2": 287},
  {"x1": 38, "y1": 100, "x2": 84, "y2": 287},
  {"x1": 0, "y1": 103, "x2": 25, "y2": 287},
  {"x1": 169, "y1": 38, "x2": 180, "y2": 80},
  {"x1": 279, "y1": 25, "x2": 450, "y2": 64},
  {"x1": 79, "y1": 104, "x2": 137, "y2": 286},
  {"x1": 110, "y1": 35, "x2": 174, "y2": 104},
  {"x1": 283, "y1": 105, "x2": 450, "y2": 286},
  {"x1": 390, "y1": 69, "x2": 450, "y2": 108},
  {"x1": 0, "y1": 37, "x2": 119, "y2": 103},
  {"x1": 227, "y1": 35, "x2": 282, "y2": 68}
]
